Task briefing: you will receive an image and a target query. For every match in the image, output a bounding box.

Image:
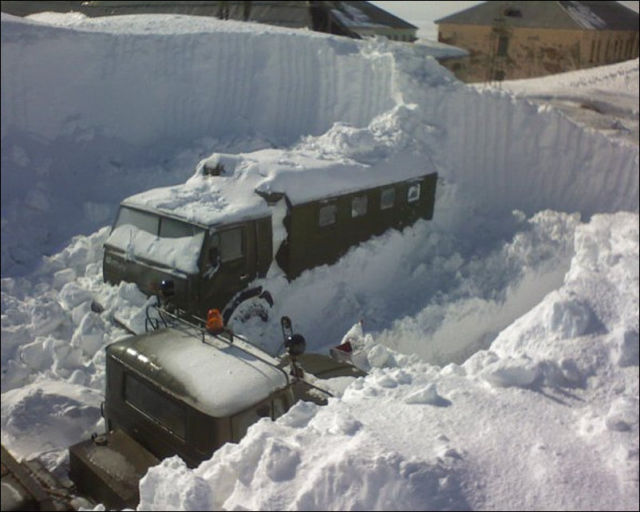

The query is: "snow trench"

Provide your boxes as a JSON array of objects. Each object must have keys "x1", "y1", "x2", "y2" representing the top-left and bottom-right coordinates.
[
  {"x1": 1, "y1": 15, "x2": 638, "y2": 276},
  {"x1": 1, "y1": 15, "x2": 638, "y2": 511}
]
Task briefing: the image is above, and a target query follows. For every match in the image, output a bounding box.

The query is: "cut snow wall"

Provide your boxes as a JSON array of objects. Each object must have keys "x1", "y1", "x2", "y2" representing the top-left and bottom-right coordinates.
[
  {"x1": 0, "y1": 15, "x2": 394, "y2": 147},
  {"x1": 1, "y1": 14, "x2": 638, "y2": 276},
  {"x1": 429, "y1": 86, "x2": 639, "y2": 218}
]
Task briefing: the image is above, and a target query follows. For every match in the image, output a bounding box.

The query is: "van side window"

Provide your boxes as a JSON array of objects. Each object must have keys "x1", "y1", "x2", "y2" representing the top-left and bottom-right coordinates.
[
  {"x1": 318, "y1": 202, "x2": 337, "y2": 227},
  {"x1": 351, "y1": 195, "x2": 368, "y2": 218},
  {"x1": 407, "y1": 183, "x2": 421, "y2": 203},
  {"x1": 380, "y1": 187, "x2": 395, "y2": 210}
]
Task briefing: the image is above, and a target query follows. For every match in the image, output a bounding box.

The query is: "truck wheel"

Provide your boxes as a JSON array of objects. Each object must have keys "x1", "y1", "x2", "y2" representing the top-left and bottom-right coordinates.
[{"x1": 223, "y1": 288, "x2": 273, "y2": 326}]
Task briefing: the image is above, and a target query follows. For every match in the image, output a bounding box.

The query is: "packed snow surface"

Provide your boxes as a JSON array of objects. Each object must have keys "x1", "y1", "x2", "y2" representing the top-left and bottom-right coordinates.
[{"x1": 1, "y1": 11, "x2": 638, "y2": 511}]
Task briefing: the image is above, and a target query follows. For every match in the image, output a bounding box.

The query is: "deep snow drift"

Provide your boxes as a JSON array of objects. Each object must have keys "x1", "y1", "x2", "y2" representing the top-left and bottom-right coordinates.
[
  {"x1": 2, "y1": 12, "x2": 637, "y2": 276},
  {"x1": 1, "y1": 11, "x2": 638, "y2": 511}
]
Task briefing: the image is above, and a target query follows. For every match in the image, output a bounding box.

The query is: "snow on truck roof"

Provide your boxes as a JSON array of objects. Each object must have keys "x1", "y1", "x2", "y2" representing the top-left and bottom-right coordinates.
[
  {"x1": 122, "y1": 146, "x2": 437, "y2": 227},
  {"x1": 108, "y1": 326, "x2": 289, "y2": 418}
]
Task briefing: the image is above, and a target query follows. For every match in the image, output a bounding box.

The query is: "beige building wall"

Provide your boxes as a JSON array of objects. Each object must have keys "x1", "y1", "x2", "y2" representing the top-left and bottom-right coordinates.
[{"x1": 438, "y1": 23, "x2": 639, "y2": 83}]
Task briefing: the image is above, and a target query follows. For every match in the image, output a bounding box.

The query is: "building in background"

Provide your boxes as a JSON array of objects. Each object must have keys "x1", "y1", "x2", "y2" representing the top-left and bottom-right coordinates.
[
  {"x1": 0, "y1": 1, "x2": 417, "y2": 41},
  {"x1": 435, "y1": 1, "x2": 639, "y2": 83},
  {"x1": 331, "y1": 1, "x2": 417, "y2": 41}
]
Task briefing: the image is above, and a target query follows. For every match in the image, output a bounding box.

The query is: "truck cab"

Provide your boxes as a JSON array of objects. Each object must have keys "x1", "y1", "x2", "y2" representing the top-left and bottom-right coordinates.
[
  {"x1": 103, "y1": 203, "x2": 273, "y2": 319},
  {"x1": 68, "y1": 323, "x2": 363, "y2": 509}
]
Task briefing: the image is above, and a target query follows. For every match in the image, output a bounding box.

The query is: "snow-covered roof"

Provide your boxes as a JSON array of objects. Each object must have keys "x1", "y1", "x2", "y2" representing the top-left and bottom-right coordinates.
[
  {"x1": 109, "y1": 326, "x2": 289, "y2": 417},
  {"x1": 335, "y1": 1, "x2": 417, "y2": 30},
  {"x1": 435, "y1": 1, "x2": 639, "y2": 31},
  {"x1": 122, "y1": 146, "x2": 438, "y2": 227}
]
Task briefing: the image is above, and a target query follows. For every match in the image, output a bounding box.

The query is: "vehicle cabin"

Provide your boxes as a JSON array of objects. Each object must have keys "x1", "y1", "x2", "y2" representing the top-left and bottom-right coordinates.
[
  {"x1": 103, "y1": 149, "x2": 438, "y2": 319},
  {"x1": 68, "y1": 323, "x2": 363, "y2": 509}
]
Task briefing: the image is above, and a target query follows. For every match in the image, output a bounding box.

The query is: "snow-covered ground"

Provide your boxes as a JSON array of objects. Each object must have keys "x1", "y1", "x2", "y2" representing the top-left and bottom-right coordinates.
[
  {"x1": 1, "y1": 11, "x2": 638, "y2": 511},
  {"x1": 479, "y1": 59, "x2": 640, "y2": 145}
]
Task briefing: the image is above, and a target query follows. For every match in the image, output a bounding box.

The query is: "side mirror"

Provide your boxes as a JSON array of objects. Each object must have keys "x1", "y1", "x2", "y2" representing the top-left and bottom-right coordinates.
[
  {"x1": 285, "y1": 334, "x2": 306, "y2": 357},
  {"x1": 209, "y1": 247, "x2": 220, "y2": 264},
  {"x1": 160, "y1": 279, "x2": 175, "y2": 298}
]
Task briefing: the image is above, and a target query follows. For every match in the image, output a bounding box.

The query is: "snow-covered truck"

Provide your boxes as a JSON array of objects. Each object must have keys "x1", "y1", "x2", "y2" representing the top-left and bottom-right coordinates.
[
  {"x1": 102, "y1": 148, "x2": 438, "y2": 321},
  {"x1": 68, "y1": 317, "x2": 364, "y2": 509}
]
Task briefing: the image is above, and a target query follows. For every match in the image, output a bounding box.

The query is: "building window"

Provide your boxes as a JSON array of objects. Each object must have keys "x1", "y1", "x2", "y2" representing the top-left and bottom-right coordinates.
[
  {"x1": 380, "y1": 187, "x2": 395, "y2": 210},
  {"x1": 494, "y1": 70, "x2": 505, "y2": 81},
  {"x1": 497, "y1": 36, "x2": 509, "y2": 57},
  {"x1": 318, "y1": 202, "x2": 337, "y2": 227},
  {"x1": 596, "y1": 40, "x2": 602, "y2": 62},
  {"x1": 504, "y1": 8, "x2": 522, "y2": 17},
  {"x1": 589, "y1": 40, "x2": 595, "y2": 63},
  {"x1": 351, "y1": 195, "x2": 368, "y2": 218},
  {"x1": 407, "y1": 183, "x2": 421, "y2": 203}
]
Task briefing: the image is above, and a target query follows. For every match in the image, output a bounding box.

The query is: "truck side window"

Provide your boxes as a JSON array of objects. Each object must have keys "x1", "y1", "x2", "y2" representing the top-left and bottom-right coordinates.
[
  {"x1": 351, "y1": 195, "x2": 368, "y2": 218},
  {"x1": 211, "y1": 228, "x2": 243, "y2": 263},
  {"x1": 407, "y1": 183, "x2": 421, "y2": 203},
  {"x1": 272, "y1": 395, "x2": 289, "y2": 419},
  {"x1": 231, "y1": 402, "x2": 271, "y2": 441},
  {"x1": 380, "y1": 187, "x2": 395, "y2": 210},
  {"x1": 318, "y1": 202, "x2": 337, "y2": 227}
]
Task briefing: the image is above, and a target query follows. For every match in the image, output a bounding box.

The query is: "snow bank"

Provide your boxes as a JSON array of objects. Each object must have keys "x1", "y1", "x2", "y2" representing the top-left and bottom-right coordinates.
[
  {"x1": 1, "y1": 379, "x2": 103, "y2": 462},
  {"x1": 2, "y1": 13, "x2": 638, "y2": 276},
  {"x1": 137, "y1": 212, "x2": 638, "y2": 511}
]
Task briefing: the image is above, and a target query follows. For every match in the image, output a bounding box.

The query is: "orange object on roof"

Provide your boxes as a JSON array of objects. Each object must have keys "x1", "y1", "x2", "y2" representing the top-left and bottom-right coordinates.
[{"x1": 206, "y1": 308, "x2": 224, "y2": 333}]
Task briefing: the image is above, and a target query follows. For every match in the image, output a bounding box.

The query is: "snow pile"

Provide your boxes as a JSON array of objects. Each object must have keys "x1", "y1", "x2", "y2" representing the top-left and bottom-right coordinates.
[
  {"x1": 137, "y1": 213, "x2": 638, "y2": 511},
  {"x1": 1, "y1": 380, "x2": 103, "y2": 465}
]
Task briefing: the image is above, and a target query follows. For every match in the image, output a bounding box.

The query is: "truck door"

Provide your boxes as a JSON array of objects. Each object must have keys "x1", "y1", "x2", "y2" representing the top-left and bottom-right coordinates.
[{"x1": 200, "y1": 222, "x2": 257, "y2": 314}]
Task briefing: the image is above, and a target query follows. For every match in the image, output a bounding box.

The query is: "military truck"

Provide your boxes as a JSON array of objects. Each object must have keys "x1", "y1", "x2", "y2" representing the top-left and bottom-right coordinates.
[
  {"x1": 67, "y1": 314, "x2": 364, "y2": 509},
  {"x1": 103, "y1": 149, "x2": 438, "y2": 321}
]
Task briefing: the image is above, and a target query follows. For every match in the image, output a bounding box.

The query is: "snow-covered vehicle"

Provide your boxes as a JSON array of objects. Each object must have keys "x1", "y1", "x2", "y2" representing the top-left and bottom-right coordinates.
[
  {"x1": 103, "y1": 150, "x2": 438, "y2": 321},
  {"x1": 67, "y1": 314, "x2": 364, "y2": 509}
]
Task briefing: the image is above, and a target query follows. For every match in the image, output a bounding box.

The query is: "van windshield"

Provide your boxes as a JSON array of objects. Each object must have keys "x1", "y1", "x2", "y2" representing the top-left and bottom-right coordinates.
[{"x1": 106, "y1": 206, "x2": 205, "y2": 274}]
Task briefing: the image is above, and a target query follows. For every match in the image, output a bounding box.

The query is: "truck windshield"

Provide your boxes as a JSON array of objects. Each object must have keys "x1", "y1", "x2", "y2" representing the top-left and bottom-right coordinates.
[
  {"x1": 105, "y1": 206, "x2": 205, "y2": 274},
  {"x1": 124, "y1": 372, "x2": 187, "y2": 440}
]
